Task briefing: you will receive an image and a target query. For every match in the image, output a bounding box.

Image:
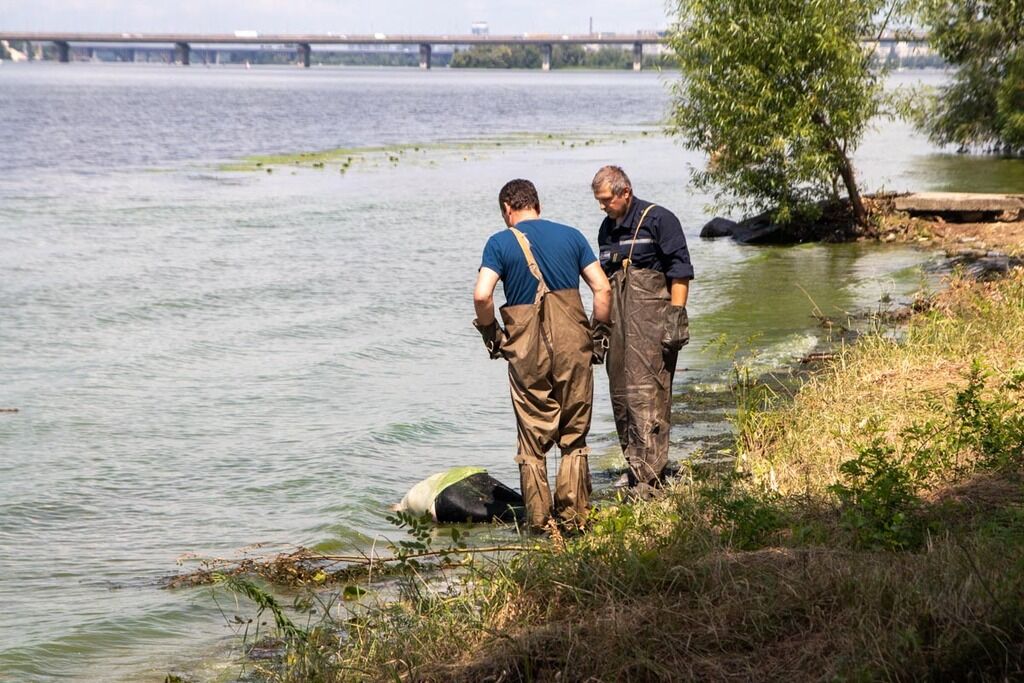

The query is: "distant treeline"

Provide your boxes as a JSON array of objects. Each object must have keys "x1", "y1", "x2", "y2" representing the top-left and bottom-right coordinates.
[
  {"x1": 879, "y1": 53, "x2": 947, "y2": 69},
  {"x1": 450, "y1": 45, "x2": 677, "y2": 70},
  {"x1": 245, "y1": 52, "x2": 442, "y2": 67}
]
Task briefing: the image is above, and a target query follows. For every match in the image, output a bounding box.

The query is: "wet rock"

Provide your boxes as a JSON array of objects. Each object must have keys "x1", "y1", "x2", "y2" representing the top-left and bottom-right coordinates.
[
  {"x1": 732, "y1": 212, "x2": 784, "y2": 244},
  {"x1": 700, "y1": 217, "x2": 738, "y2": 238},
  {"x1": 949, "y1": 253, "x2": 1024, "y2": 281}
]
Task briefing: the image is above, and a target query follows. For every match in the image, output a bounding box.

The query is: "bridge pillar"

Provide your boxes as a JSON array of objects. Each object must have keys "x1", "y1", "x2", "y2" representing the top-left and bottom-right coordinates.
[
  {"x1": 297, "y1": 42, "x2": 311, "y2": 67},
  {"x1": 55, "y1": 41, "x2": 70, "y2": 63},
  {"x1": 419, "y1": 43, "x2": 432, "y2": 69},
  {"x1": 633, "y1": 42, "x2": 643, "y2": 71},
  {"x1": 174, "y1": 41, "x2": 190, "y2": 66},
  {"x1": 541, "y1": 44, "x2": 552, "y2": 71}
]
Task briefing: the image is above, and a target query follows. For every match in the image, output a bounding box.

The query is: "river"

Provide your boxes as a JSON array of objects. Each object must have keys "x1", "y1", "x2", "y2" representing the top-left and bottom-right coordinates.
[{"x1": 0, "y1": 63, "x2": 1016, "y2": 682}]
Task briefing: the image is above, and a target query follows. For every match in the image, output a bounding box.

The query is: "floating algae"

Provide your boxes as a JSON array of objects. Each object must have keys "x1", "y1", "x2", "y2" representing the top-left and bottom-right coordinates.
[{"x1": 217, "y1": 128, "x2": 662, "y2": 174}]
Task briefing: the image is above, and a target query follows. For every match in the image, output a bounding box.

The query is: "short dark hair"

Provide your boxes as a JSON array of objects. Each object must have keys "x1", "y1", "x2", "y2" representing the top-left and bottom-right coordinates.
[
  {"x1": 498, "y1": 179, "x2": 540, "y2": 213},
  {"x1": 591, "y1": 165, "x2": 632, "y2": 196}
]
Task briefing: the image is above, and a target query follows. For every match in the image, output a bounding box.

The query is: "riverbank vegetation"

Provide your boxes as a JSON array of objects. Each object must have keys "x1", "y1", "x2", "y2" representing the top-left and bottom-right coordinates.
[
  {"x1": 666, "y1": 0, "x2": 904, "y2": 228},
  {"x1": 910, "y1": 0, "x2": 1024, "y2": 155},
  {"x1": 206, "y1": 266, "x2": 1024, "y2": 681}
]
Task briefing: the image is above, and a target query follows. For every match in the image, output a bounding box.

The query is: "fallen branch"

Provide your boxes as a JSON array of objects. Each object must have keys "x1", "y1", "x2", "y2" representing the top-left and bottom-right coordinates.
[{"x1": 164, "y1": 543, "x2": 545, "y2": 589}]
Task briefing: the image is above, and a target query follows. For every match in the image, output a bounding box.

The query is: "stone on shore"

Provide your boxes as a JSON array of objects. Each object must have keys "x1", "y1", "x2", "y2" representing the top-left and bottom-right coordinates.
[
  {"x1": 731, "y1": 212, "x2": 785, "y2": 244},
  {"x1": 699, "y1": 217, "x2": 739, "y2": 238}
]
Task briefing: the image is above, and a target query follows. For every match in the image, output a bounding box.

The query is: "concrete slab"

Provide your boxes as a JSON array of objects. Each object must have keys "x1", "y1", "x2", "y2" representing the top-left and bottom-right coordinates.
[{"x1": 894, "y1": 192, "x2": 1024, "y2": 213}]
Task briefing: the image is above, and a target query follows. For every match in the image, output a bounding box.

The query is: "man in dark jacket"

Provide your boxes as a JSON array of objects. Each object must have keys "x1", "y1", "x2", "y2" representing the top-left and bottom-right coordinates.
[
  {"x1": 591, "y1": 165, "x2": 694, "y2": 495},
  {"x1": 473, "y1": 179, "x2": 612, "y2": 530}
]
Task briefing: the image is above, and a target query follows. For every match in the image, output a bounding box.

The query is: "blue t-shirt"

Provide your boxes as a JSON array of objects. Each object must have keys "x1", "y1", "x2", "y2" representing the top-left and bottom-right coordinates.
[{"x1": 480, "y1": 219, "x2": 597, "y2": 306}]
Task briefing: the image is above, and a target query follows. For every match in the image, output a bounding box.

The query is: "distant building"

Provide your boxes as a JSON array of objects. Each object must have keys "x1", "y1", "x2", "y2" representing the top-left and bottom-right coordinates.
[{"x1": 471, "y1": 22, "x2": 489, "y2": 36}]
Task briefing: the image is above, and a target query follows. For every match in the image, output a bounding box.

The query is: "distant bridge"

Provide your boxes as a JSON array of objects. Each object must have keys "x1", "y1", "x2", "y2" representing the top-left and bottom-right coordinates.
[{"x1": 0, "y1": 31, "x2": 930, "y2": 71}]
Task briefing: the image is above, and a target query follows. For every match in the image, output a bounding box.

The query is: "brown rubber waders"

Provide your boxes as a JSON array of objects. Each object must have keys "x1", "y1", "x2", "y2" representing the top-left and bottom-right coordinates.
[
  {"x1": 606, "y1": 266, "x2": 678, "y2": 490},
  {"x1": 499, "y1": 227, "x2": 594, "y2": 531}
]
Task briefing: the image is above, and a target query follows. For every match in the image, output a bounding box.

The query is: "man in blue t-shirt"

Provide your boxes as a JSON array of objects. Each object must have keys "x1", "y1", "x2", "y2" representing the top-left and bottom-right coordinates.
[{"x1": 473, "y1": 179, "x2": 611, "y2": 531}]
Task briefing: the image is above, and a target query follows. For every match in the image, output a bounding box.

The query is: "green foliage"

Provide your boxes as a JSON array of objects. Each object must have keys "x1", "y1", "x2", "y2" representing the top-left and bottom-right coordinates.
[
  {"x1": 730, "y1": 363, "x2": 780, "y2": 435},
  {"x1": 996, "y1": 52, "x2": 1024, "y2": 149},
  {"x1": 940, "y1": 362, "x2": 1024, "y2": 470},
  {"x1": 384, "y1": 509, "x2": 468, "y2": 571},
  {"x1": 699, "y1": 472, "x2": 784, "y2": 549},
  {"x1": 830, "y1": 361, "x2": 1024, "y2": 549},
  {"x1": 214, "y1": 573, "x2": 305, "y2": 642},
  {"x1": 449, "y1": 45, "x2": 667, "y2": 70},
  {"x1": 830, "y1": 438, "x2": 926, "y2": 549},
  {"x1": 450, "y1": 45, "x2": 543, "y2": 69},
  {"x1": 913, "y1": 0, "x2": 1024, "y2": 152},
  {"x1": 667, "y1": 0, "x2": 897, "y2": 223}
]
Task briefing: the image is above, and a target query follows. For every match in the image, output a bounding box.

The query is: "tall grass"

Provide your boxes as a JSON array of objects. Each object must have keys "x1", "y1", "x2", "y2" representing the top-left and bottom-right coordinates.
[{"x1": 739, "y1": 270, "x2": 1024, "y2": 495}]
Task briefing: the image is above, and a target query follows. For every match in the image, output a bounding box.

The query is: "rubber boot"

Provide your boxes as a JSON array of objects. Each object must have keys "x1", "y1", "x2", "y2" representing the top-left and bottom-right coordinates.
[
  {"x1": 554, "y1": 447, "x2": 592, "y2": 529},
  {"x1": 516, "y1": 453, "x2": 552, "y2": 531},
  {"x1": 626, "y1": 443, "x2": 665, "y2": 490}
]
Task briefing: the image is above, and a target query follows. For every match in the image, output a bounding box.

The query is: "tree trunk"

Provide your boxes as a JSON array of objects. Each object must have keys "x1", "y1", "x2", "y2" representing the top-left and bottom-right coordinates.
[
  {"x1": 837, "y1": 151, "x2": 868, "y2": 226},
  {"x1": 812, "y1": 112, "x2": 869, "y2": 226}
]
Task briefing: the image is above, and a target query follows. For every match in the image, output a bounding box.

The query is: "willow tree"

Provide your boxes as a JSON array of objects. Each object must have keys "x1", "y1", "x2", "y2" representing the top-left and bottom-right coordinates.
[
  {"x1": 668, "y1": 0, "x2": 894, "y2": 225},
  {"x1": 914, "y1": 0, "x2": 1024, "y2": 153}
]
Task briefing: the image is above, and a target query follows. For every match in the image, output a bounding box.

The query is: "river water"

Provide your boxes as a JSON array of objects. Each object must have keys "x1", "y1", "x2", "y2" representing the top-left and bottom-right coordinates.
[{"x1": 0, "y1": 64, "x2": 1016, "y2": 682}]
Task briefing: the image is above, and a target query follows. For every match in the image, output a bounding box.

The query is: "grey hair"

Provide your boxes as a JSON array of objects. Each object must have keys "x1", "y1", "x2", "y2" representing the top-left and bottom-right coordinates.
[{"x1": 591, "y1": 165, "x2": 632, "y2": 196}]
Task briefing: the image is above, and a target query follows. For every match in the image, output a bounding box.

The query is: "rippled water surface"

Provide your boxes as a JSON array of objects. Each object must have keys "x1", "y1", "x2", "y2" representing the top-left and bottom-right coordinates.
[{"x1": 0, "y1": 64, "x2": 1012, "y2": 681}]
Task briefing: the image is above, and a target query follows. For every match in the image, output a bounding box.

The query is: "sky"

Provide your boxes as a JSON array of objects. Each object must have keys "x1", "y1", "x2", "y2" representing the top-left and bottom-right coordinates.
[{"x1": 0, "y1": 1, "x2": 675, "y2": 35}]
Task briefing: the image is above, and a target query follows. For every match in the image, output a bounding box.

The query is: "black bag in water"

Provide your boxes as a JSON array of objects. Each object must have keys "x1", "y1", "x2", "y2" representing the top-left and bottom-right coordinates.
[
  {"x1": 398, "y1": 467, "x2": 524, "y2": 524},
  {"x1": 434, "y1": 471, "x2": 524, "y2": 523}
]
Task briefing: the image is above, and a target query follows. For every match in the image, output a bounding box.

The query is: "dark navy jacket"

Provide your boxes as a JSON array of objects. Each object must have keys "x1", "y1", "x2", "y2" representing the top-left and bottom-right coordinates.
[{"x1": 597, "y1": 197, "x2": 695, "y2": 281}]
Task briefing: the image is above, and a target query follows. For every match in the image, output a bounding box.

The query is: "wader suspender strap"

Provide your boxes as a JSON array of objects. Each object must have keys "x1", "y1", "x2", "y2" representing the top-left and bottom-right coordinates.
[
  {"x1": 509, "y1": 227, "x2": 551, "y2": 305},
  {"x1": 623, "y1": 204, "x2": 657, "y2": 271}
]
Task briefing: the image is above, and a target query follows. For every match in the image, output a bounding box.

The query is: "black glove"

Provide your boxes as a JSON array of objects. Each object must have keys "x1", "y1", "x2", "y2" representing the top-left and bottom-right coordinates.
[
  {"x1": 662, "y1": 306, "x2": 689, "y2": 351},
  {"x1": 591, "y1": 319, "x2": 612, "y2": 365},
  {"x1": 473, "y1": 318, "x2": 506, "y2": 360}
]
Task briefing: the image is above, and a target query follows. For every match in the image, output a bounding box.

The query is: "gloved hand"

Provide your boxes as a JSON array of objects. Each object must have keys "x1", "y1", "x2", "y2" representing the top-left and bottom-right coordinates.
[
  {"x1": 473, "y1": 318, "x2": 507, "y2": 360},
  {"x1": 591, "y1": 319, "x2": 612, "y2": 365},
  {"x1": 662, "y1": 306, "x2": 689, "y2": 351}
]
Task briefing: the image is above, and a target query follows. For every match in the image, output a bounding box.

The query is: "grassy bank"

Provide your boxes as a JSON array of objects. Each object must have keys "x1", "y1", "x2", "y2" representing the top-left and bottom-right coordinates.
[{"x1": 214, "y1": 270, "x2": 1024, "y2": 682}]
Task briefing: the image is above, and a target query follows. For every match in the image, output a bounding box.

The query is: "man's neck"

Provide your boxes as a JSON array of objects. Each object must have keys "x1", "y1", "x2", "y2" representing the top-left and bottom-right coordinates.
[
  {"x1": 615, "y1": 199, "x2": 634, "y2": 227},
  {"x1": 508, "y1": 209, "x2": 541, "y2": 226}
]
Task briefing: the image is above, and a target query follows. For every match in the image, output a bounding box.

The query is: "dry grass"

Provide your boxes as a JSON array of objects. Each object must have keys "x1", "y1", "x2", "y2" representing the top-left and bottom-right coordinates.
[
  {"x1": 326, "y1": 463, "x2": 1024, "y2": 682},
  {"x1": 425, "y1": 536, "x2": 1024, "y2": 682}
]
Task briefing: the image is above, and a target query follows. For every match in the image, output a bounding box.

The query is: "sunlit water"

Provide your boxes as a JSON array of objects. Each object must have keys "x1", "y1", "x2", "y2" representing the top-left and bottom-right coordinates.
[{"x1": 0, "y1": 64, "x2": 1017, "y2": 681}]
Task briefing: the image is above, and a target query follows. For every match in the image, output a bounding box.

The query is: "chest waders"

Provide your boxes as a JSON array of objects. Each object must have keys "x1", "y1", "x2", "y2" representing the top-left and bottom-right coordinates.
[
  {"x1": 607, "y1": 205, "x2": 678, "y2": 490},
  {"x1": 498, "y1": 227, "x2": 594, "y2": 530}
]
